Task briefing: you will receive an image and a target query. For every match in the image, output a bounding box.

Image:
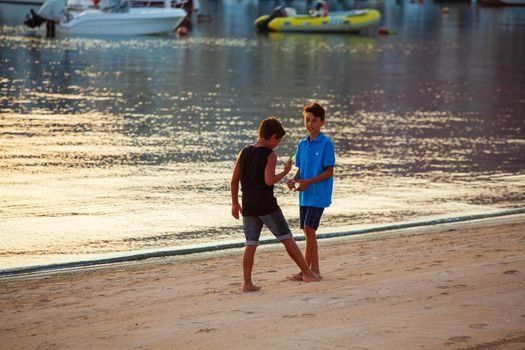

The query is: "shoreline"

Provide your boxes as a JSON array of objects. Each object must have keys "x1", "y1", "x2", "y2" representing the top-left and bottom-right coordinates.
[
  {"x1": 0, "y1": 213, "x2": 524, "y2": 349},
  {"x1": 2, "y1": 207, "x2": 525, "y2": 278}
]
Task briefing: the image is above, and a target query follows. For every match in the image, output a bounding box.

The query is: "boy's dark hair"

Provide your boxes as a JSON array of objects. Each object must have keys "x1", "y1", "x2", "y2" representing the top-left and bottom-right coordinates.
[
  {"x1": 258, "y1": 116, "x2": 286, "y2": 140},
  {"x1": 303, "y1": 102, "x2": 325, "y2": 121}
]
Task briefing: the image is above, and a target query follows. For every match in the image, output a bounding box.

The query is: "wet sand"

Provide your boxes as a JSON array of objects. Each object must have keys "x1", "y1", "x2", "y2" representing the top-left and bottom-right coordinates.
[{"x1": 1, "y1": 215, "x2": 524, "y2": 350}]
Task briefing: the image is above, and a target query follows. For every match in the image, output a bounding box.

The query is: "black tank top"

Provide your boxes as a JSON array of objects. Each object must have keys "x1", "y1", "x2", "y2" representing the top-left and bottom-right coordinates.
[{"x1": 239, "y1": 145, "x2": 279, "y2": 216}]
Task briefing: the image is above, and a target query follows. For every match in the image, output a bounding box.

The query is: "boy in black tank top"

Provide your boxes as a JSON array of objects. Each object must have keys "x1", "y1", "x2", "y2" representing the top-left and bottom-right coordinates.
[{"x1": 231, "y1": 117, "x2": 321, "y2": 292}]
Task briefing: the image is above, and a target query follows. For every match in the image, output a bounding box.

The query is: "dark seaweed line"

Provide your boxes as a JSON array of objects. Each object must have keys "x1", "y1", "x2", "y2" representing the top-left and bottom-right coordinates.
[{"x1": 1, "y1": 208, "x2": 524, "y2": 278}]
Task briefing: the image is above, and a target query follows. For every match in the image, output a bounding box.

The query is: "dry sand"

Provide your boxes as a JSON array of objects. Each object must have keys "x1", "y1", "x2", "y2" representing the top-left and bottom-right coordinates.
[{"x1": 1, "y1": 215, "x2": 524, "y2": 350}]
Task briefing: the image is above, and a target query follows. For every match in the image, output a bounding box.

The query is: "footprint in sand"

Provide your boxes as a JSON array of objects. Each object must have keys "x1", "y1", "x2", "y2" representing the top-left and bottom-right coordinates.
[
  {"x1": 447, "y1": 335, "x2": 472, "y2": 344},
  {"x1": 205, "y1": 289, "x2": 221, "y2": 295},
  {"x1": 406, "y1": 267, "x2": 422, "y2": 272},
  {"x1": 196, "y1": 328, "x2": 217, "y2": 333},
  {"x1": 469, "y1": 323, "x2": 488, "y2": 329},
  {"x1": 36, "y1": 341, "x2": 59, "y2": 349},
  {"x1": 504, "y1": 270, "x2": 518, "y2": 275}
]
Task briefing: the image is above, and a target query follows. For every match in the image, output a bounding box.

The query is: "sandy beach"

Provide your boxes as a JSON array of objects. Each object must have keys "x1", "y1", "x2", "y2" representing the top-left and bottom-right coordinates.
[{"x1": 1, "y1": 214, "x2": 524, "y2": 350}]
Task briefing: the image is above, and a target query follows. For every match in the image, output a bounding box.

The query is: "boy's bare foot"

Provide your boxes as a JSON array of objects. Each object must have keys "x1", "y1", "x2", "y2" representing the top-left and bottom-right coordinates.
[
  {"x1": 242, "y1": 283, "x2": 261, "y2": 292},
  {"x1": 289, "y1": 272, "x2": 304, "y2": 281},
  {"x1": 289, "y1": 271, "x2": 323, "y2": 282},
  {"x1": 302, "y1": 271, "x2": 321, "y2": 282}
]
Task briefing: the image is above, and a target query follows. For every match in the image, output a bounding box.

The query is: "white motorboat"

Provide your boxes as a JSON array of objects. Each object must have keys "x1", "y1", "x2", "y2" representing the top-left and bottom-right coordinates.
[
  {"x1": 1, "y1": 0, "x2": 194, "y2": 7},
  {"x1": 24, "y1": 0, "x2": 187, "y2": 35},
  {"x1": 60, "y1": 7, "x2": 187, "y2": 35}
]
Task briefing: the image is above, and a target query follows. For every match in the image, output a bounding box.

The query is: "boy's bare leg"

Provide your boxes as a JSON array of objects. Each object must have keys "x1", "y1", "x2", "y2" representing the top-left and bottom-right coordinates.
[
  {"x1": 242, "y1": 245, "x2": 261, "y2": 292},
  {"x1": 304, "y1": 225, "x2": 321, "y2": 276},
  {"x1": 290, "y1": 226, "x2": 322, "y2": 281},
  {"x1": 281, "y1": 238, "x2": 321, "y2": 282}
]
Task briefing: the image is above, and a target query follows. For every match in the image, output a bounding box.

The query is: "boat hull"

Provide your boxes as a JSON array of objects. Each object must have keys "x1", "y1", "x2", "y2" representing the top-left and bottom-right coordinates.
[
  {"x1": 255, "y1": 9, "x2": 381, "y2": 33},
  {"x1": 59, "y1": 8, "x2": 186, "y2": 35}
]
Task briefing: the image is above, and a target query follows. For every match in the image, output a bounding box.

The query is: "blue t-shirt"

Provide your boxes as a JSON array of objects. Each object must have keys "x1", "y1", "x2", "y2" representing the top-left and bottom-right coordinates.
[{"x1": 295, "y1": 132, "x2": 335, "y2": 208}]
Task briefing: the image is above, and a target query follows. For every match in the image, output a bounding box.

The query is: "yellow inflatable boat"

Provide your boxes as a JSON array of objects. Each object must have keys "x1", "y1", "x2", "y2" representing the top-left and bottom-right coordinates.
[{"x1": 255, "y1": 7, "x2": 381, "y2": 33}]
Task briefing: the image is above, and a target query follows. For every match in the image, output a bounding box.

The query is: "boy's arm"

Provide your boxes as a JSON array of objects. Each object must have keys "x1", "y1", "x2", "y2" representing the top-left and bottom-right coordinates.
[
  {"x1": 230, "y1": 156, "x2": 242, "y2": 219},
  {"x1": 265, "y1": 152, "x2": 292, "y2": 186},
  {"x1": 287, "y1": 169, "x2": 300, "y2": 190},
  {"x1": 294, "y1": 166, "x2": 334, "y2": 192}
]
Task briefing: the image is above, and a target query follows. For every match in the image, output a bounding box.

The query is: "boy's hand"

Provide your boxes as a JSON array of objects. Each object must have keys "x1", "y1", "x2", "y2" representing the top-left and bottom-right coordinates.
[
  {"x1": 231, "y1": 203, "x2": 243, "y2": 219},
  {"x1": 293, "y1": 179, "x2": 309, "y2": 192},
  {"x1": 283, "y1": 159, "x2": 292, "y2": 175},
  {"x1": 286, "y1": 179, "x2": 295, "y2": 190}
]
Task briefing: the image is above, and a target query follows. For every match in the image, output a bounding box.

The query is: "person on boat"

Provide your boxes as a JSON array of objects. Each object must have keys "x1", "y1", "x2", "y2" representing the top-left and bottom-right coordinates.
[{"x1": 309, "y1": 0, "x2": 329, "y2": 17}]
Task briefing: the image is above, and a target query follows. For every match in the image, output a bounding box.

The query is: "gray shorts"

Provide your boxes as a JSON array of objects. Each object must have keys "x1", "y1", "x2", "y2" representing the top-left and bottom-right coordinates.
[{"x1": 242, "y1": 209, "x2": 293, "y2": 246}]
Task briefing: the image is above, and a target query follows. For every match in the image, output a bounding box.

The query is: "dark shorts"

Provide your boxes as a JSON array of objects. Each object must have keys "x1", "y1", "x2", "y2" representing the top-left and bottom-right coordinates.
[
  {"x1": 300, "y1": 206, "x2": 325, "y2": 230},
  {"x1": 242, "y1": 209, "x2": 293, "y2": 246}
]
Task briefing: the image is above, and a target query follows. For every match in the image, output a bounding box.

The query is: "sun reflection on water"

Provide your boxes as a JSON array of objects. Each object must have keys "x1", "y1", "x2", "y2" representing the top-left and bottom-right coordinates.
[{"x1": 1, "y1": 0, "x2": 524, "y2": 270}]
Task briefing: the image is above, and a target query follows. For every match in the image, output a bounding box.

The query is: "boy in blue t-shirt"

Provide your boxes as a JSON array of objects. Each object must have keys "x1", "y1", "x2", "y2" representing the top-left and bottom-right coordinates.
[
  {"x1": 287, "y1": 102, "x2": 335, "y2": 278},
  {"x1": 231, "y1": 117, "x2": 321, "y2": 292}
]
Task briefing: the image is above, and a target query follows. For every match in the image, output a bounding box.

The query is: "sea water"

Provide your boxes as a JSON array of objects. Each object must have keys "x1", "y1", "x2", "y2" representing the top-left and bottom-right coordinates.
[{"x1": 0, "y1": 0, "x2": 524, "y2": 272}]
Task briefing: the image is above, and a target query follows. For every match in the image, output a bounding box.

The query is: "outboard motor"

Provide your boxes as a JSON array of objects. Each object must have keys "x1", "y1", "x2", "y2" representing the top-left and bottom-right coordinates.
[
  {"x1": 24, "y1": 0, "x2": 66, "y2": 27},
  {"x1": 24, "y1": 9, "x2": 45, "y2": 28},
  {"x1": 23, "y1": 0, "x2": 66, "y2": 37},
  {"x1": 255, "y1": 6, "x2": 286, "y2": 32}
]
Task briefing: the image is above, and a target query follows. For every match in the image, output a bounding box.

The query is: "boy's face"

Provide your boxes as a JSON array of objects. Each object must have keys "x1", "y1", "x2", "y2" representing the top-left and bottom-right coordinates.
[
  {"x1": 304, "y1": 112, "x2": 324, "y2": 137},
  {"x1": 268, "y1": 134, "x2": 282, "y2": 149}
]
